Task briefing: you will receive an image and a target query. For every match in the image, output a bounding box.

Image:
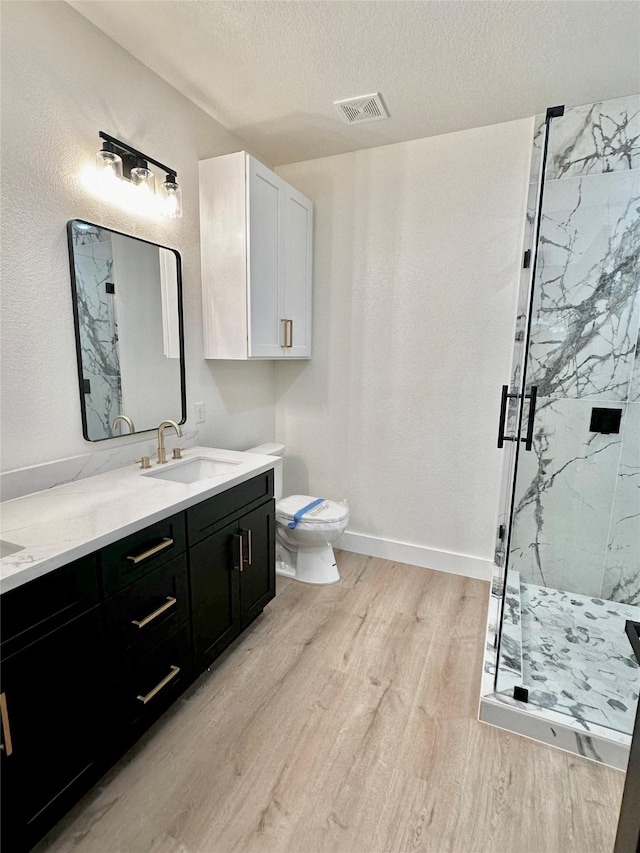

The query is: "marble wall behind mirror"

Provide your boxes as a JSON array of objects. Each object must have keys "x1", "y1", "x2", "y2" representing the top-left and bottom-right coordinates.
[
  {"x1": 509, "y1": 93, "x2": 640, "y2": 604},
  {"x1": 69, "y1": 221, "x2": 185, "y2": 441}
]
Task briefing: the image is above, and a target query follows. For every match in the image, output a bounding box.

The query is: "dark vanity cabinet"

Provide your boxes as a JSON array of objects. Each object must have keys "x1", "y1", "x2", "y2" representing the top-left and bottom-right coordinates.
[
  {"x1": 0, "y1": 556, "x2": 105, "y2": 853},
  {"x1": 0, "y1": 470, "x2": 276, "y2": 852}
]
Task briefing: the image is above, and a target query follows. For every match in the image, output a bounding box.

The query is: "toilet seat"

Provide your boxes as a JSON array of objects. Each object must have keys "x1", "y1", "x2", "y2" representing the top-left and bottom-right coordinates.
[{"x1": 276, "y1": 495, "x2": 348, "y2": 528}]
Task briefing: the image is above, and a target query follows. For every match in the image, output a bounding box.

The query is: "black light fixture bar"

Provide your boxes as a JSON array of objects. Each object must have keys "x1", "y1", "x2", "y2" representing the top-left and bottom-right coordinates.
[{"x1": 99, "y1": 131, "x2": 177, "y2": 180}]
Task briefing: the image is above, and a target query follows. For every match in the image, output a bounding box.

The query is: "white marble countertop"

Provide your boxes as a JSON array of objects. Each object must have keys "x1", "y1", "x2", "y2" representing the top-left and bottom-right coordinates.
[{"x1": 0, "y1": 447, "x2": 277, "y2": 594}]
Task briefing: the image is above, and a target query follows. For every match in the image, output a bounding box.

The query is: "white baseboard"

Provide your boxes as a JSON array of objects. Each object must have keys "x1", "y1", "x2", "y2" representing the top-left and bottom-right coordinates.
[{"x1": 336, "y1": 530, "x2": 493, "y2": 581}]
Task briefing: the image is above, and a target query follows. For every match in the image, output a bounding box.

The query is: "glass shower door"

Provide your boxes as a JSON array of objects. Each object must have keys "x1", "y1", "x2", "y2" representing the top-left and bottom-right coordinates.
[{"x1": 496, "y1": 94, "x2": 640, "y2": 737}]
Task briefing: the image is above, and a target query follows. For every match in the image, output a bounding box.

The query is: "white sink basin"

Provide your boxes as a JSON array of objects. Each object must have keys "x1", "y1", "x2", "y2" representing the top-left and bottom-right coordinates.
[
  {"x1": 0, "y1": 539, "x2": 25, "y2": 559},
  {"x1": 143, "y1": 456, "x2": 241, "y2": 484}
]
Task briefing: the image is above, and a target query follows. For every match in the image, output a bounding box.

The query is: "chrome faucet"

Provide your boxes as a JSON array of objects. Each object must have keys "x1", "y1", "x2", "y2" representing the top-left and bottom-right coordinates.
[
  {"x1": 157, "y1": 420, "x2": 183, "y2": 463},
  {"x1": 112, "y1": 414, "x2": 135, "y2": 435}
]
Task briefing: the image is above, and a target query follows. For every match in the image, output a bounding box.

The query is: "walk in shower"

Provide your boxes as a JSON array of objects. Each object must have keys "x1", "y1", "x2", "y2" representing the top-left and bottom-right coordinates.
[{"x1": 483, "y1": 93, "x2": 640, "y2": 766}]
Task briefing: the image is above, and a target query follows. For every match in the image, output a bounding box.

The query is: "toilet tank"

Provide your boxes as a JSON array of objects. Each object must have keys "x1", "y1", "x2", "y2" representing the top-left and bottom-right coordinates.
[{"x1": 246, "y1": 443, "x2": 285, "y2": 499}]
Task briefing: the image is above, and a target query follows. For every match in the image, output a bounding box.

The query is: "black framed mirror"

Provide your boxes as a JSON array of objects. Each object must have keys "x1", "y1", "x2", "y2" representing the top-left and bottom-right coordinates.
[{"x1": 67, "y1": 220, "x2": 186, "y2": 441}]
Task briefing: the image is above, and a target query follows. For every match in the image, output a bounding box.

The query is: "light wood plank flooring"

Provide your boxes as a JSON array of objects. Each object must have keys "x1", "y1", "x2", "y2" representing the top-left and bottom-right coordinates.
[{"x1": 37, "y1": 552, "x2": 625, "y2": 853}]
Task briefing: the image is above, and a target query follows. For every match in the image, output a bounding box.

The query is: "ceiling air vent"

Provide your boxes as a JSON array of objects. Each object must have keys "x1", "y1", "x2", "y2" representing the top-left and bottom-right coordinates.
[{"x1": 333, "y1": 93, "x2": 389, "y2": 125}]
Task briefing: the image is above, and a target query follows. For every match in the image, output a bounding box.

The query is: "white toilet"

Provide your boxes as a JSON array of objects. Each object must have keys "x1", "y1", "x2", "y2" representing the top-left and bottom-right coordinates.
[{"x1": 246, "y1": 444, "x2": 348, "y2": 584}]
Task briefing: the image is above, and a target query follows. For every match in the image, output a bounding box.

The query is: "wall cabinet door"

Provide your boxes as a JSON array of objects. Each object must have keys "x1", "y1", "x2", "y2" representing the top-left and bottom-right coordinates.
[
  {"x1": 0, "y1": 608, "x2": 104, "y2": 852},
  {"x1": 281, "y1": 185, "x2": 313, "y2": 358},
  {"x1": 247, "y1": 156, "x2": 286, "y2": 358}
]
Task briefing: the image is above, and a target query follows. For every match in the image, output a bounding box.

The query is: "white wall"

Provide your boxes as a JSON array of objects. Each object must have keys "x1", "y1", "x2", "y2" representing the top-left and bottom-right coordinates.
[
  {"x1": 0, "y1": 1, "x2": 275, "y2": 475},
  {"x1": 276, "y1": 119, "x2": 533, "y2": 566}
]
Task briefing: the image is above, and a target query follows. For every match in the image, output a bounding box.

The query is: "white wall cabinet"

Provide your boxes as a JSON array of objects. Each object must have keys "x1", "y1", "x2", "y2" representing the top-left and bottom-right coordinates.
[{"x1": 199, "y1": 152, "x2": 313, "y2": 360}]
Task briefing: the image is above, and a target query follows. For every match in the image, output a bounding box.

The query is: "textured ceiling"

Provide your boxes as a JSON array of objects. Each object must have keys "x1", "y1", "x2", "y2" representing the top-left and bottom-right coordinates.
[{"x1": 68, "y1": 0, "x2": 640, "y2": 166}]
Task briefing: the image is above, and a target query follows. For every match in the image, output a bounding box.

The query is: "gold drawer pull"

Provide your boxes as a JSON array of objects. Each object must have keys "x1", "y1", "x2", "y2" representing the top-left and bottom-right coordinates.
[
  {"x1": 136, "y1": 665, "x2": 181, "y2": 705},
  {"x1": 0, "y1": 693, "x2": 13, "y2": 757},
  {"x1": 127, "y1": 537, "x2": 173, "y2": 565},
  {"x1": 281, "y1": 318, "x2": 288, "y2": 347},
  {"x1": 132, "y1": 596, "x2": 177, "y2": 629}
]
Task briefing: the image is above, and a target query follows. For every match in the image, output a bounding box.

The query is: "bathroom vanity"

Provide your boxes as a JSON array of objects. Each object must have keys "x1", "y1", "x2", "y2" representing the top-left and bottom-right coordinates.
[{"x1": 0, "y1": 449, "x2": 276, "y2": 852}]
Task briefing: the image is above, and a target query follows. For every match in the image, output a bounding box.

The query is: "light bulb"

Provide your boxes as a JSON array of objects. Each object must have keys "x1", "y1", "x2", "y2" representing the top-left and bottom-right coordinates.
[
  {"x1": 160, "y1": 176, "x2": 183, "y2": 219},
  {"x1": 95, "y1": 148, "x2": 123, "y2": 181},
  {"x1": 130, "y1": 165, "x2": 156, "y2": 195}
]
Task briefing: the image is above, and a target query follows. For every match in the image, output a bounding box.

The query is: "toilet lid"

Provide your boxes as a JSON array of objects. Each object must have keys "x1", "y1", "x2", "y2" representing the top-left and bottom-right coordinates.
[{"x1": 276, "y1": 495, "x2": 348, "y2": 525}]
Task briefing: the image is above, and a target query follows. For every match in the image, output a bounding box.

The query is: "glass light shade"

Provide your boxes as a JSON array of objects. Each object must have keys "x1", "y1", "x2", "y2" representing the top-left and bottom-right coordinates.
[
  {"x1": 95, "y1": 149, "x2": 123, "y2": 180},
  {"x1": 160, "y1": 178, "x2": 183, "y2": 219},
  {"x1": 130, "y1": 166, "x2": 155, "y2": 193}
]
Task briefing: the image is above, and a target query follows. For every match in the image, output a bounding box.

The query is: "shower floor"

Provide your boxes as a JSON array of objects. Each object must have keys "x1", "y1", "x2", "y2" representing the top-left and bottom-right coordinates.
[{"x1": 500, "y1": 580, "x2": 640, "y2": 735}]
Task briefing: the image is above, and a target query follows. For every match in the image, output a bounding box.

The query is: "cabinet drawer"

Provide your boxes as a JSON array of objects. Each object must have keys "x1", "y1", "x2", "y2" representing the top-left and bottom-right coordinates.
[
  {"x1": 111, "y1": 621, "x2": 191, "y2": 733},
  {"x1": 101, "y1": 513, "x2": 186, "y2": 595},
  {"x1": 187, "y1": 470, "x2": 273, "y2": 546},
  {"x1": 104, "y1": 554, "x2": 188, "y2": 663},
  {"x1": 0, "y1": 555, "x2": 99, "y2": 656}
]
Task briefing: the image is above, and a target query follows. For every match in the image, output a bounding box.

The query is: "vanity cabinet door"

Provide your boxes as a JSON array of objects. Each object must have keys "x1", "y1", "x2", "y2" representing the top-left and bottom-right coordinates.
[
  {"x1": 238, "y1": 501, "x2": 276, "y2": 629},
  {"x1": 190, "y1": 518, "x2": 241, "y2": 670},
  {"x1": 0, "y1": 608, "x2": 105, "y2": 853}
]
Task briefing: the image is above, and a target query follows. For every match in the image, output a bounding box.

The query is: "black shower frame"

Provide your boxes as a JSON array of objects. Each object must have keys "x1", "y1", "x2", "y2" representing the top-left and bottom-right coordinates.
[{"x1": 493, "y1": 105, "x2": 565, "y2": 692}]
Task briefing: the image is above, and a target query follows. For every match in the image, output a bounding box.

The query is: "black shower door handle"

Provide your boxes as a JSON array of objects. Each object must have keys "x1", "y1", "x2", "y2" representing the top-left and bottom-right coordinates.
[
  {"x1": 497, "y1": 385, "x2": 520, "y2": 448},
  {"x1": 497, "y1": 385, "x2": 510, "y2": 448},
  {"x1": 497, "y1": 385, "x2": 538, "y2": 450},
  {"x1": 523, "y1": 386, "x2": 538, "y2": 451}
]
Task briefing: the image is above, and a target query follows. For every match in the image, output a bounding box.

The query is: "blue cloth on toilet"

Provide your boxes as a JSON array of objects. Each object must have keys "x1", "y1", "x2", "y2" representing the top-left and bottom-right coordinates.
[{"x1": 287, "y1": 498, "x2": 326, "y2": 529}]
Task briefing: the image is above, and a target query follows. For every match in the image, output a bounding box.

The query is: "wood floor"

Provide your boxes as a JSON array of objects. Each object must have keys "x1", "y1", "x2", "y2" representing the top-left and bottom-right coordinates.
[{"x1": 37, "y1": 552, "x2": 625, "y2": 853}]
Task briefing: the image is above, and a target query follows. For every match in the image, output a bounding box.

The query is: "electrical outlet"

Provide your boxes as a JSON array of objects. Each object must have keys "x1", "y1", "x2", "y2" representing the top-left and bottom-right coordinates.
[{"x1": 194, "y1": 402, "x2": 205, "y2": 423}]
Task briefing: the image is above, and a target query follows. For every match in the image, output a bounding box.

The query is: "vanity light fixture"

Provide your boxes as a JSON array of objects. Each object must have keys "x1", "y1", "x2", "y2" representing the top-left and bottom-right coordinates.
[{"x1": 93, "y1": 132, "x2": 182, "y2": 219}]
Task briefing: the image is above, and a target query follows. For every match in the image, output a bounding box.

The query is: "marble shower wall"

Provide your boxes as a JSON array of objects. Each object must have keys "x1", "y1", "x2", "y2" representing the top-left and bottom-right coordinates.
[
  {"x1": 72, "y1": 226, "x2": 122, "y2": 439},
  {"x1": 509, "y1": 94, "x2": 640, "y2": 601}
]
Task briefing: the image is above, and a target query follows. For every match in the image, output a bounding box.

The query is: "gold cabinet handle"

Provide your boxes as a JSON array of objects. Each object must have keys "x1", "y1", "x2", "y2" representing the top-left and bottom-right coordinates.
[
  {"x1": 234, "y1": 533, "x2": 244, "y2": 572},
  {"x1": 136, "y1": 665, "x2": 180, "y2": 705},
  {"x1": 239, "y1": 529, "x2": 252, "y2": 566},
  {"x1": 132, "y1": 596, "x2": 177, "y2": 629},
  {"x1": 127, "y1": 537, "x2": 173, "y2": 565},
  {"x1": 281, "y1": 319, "x2": 293, "y2": 348},
  {"x1": 0, "y1": 693, "x2": 13, "y2": 757}
]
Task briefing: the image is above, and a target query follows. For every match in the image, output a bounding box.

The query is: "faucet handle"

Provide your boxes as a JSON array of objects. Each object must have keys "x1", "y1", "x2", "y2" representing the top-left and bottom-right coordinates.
[
  {"x1": 139, "y1": 456, "x2": 151, "y2": 469},
  {"x1": 172, "y1": 447, "x2": 183, "y2": 460}
]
